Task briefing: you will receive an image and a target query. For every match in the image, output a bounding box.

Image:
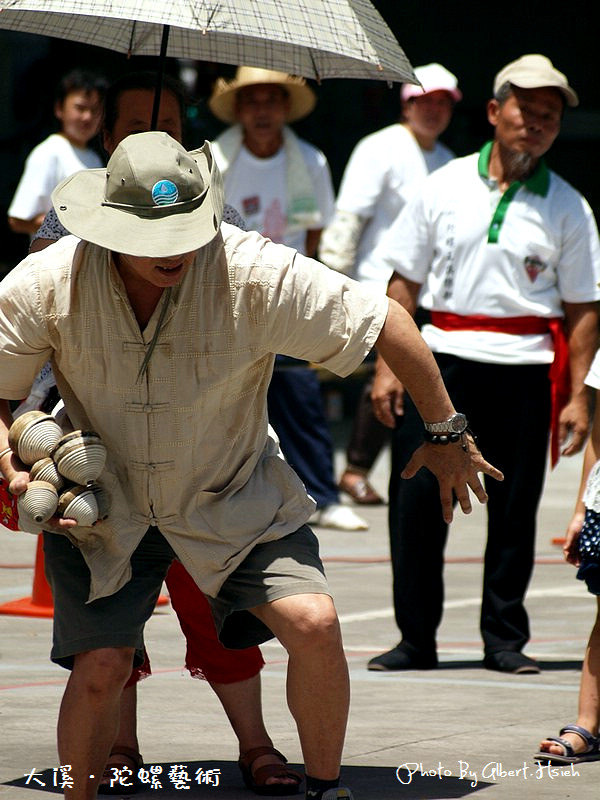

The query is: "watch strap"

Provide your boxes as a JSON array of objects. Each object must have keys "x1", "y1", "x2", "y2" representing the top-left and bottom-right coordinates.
[{"x1": 423, "y1": 412, "x2": 468, "y2": 435}]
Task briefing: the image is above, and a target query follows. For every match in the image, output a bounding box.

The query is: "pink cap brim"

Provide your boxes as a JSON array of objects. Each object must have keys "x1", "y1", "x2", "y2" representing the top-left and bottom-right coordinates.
[{"x1": 401, "y1": 84, "x2": 462, "y2": 103}]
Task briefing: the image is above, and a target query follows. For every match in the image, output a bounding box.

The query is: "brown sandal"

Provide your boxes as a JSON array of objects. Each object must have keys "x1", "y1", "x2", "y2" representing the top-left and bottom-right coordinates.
[
  {"x1": 98, "y1": 745, "x2": 144, "y2": 795},
  {"x1": 238, "y1": 746, "x2": 303, "y2": 796},
  {"x1": 339, "y1": 472, "x2": 384, "y2": 505}
]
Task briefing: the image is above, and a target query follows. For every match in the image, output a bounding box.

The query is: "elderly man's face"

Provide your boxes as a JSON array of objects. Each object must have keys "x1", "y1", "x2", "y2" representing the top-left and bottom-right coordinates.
[
  {"x1": 235, "y1": 84, "x2": 289, "y2": 153},
  {"x1": 114, "y1": 250, "x2": 198, "y2": 290},
  {"x1": 488, "y1": 86, "x2": 563, "y2": 160},
  {"x1": 103, "y1": 89, "x2": 183, "y2": 154}
]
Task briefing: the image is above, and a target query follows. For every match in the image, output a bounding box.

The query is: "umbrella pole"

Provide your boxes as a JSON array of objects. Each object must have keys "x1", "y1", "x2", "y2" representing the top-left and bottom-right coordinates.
[{"x1": 151, "y1": 24, "x2": 171, "y2": 130}]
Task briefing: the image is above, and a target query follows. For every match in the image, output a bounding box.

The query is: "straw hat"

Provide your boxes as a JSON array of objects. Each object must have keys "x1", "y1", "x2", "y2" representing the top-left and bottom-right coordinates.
[
  {"x1": 208, "y1": 66, "x2": 316, "y2": 124},
  {"x1": 52, "y1": 131, "x2": 224, "y2": 257}
]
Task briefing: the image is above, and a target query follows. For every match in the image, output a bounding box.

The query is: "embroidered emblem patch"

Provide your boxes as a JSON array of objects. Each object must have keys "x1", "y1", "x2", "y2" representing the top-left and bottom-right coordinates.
[
  {"x1": 151, "y1": 179, "x2": 179, "y2": 206},
  {"x1": 243, "y1": 195, "x2": 260, "y2": 216},
  {"x1": 524, "y1": 255, "x2": 547, "y2": 282}
]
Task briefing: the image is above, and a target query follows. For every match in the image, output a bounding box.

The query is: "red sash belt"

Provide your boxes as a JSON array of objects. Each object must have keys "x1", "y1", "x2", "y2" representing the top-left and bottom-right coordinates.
[{"x1": 430, "y1": 311, "x2": 570, "y2": 467}]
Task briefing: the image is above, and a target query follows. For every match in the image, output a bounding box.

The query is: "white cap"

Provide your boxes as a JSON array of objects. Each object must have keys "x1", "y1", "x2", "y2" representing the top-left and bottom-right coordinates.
[
  {"x1": 493, "y1": 54, "x2": 578, "y2": 107},
  {"x1": 401, "y1": 63, "x2": 462, "y2": 103}
]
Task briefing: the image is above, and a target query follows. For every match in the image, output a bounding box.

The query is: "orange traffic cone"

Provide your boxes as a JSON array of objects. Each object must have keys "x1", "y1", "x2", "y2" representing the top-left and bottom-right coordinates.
[
  {"x1": 2, "y1": 469, "x2": 172, "y2": 618},
  {"x1": 0, "y1": 536, "x2": 54, "y2": 617},
  {"x1": 0, "y1": 534, "x2": 169, "y2": 618}
]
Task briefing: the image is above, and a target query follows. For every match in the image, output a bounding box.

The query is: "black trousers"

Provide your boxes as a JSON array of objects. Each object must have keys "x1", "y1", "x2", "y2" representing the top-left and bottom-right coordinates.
[
  {"x1": 345, "y1": 375, "x2": 391, "y2": 472},
  {"x1": 388, "y1": 353, "x2": 551, "y2": 656}
]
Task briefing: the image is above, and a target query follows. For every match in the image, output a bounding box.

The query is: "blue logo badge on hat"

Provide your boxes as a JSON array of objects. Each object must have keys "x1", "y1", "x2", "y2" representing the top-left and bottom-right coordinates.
[{"x1": 151, "y1": 179, "x2": 179, "y2": 206}]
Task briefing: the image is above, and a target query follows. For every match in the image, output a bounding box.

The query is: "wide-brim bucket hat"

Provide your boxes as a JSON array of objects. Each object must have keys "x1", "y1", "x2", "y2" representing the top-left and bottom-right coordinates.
[
  {"x1": 208, "y1": 66, "x2": 316, "y2": 124},
  {"x1": 52, "y1": 131, "x2": 224, "y2": 257}
]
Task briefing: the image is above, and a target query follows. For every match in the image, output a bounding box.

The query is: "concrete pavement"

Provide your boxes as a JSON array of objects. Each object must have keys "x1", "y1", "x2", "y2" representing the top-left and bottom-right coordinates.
[{"x1": 0, "y1": 442, "x2": 597, "y2": 799}]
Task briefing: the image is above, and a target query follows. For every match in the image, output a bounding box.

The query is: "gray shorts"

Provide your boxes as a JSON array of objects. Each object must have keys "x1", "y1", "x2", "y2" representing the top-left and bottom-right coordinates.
[
  {"x1": 209, "y1": 525, "x2": 331, "y2": 649},
  {"x1": 43, "y1": 523, "x2": 329, "y2": 666},
  {"x1": 43, "y1": 527, "x2": 176, "y2": 670}
]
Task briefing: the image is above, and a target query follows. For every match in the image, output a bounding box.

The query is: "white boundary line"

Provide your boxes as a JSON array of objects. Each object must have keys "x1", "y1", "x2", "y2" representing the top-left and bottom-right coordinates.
[{"x1": 336, "y1": 586, "x2": 589, "y2": 625}]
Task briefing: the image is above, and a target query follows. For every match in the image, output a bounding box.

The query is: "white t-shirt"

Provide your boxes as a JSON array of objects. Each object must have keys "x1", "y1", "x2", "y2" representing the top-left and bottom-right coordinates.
[
  {"x1": 373, "y1": 147, "x2": 600, "y2": 365},
  {"x1": 335, "y1": 124, "x2": 454, "y2": 287},
  {"x1": 585, "y1": 351, "x2": 600, "y2": 391},
  {"x1": 221, "y1": 141, "x2": 334, "y2": 254},
  {"x1": 8, "y1": 133, "x2": 103, "y2": 222}
]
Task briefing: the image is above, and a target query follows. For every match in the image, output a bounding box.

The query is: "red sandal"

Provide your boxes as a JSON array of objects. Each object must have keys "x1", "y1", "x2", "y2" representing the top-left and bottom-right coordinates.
[{"x1": 238, "y1": 746, "x2": 303, "y2": 796}]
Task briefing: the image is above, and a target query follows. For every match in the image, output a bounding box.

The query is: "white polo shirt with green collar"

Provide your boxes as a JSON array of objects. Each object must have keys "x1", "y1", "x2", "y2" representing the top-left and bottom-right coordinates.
[{"x1": 374, "y1": 140, "x2": 600, "y2": 365}]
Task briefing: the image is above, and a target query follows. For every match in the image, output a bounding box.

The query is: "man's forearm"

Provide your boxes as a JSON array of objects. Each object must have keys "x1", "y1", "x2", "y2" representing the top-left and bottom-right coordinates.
[
  {"x1": 0, "y1": 400, "x2": 16, "y2": 479},
  {"x1": 0, "y1": 400, "x2": 14, "y2": 447},
  {"x1": 387, "y1": 271, "x2": 420, "y2": 316},
  {"x1": 305, "y1": 228, "x2": 323, "y2": 259},
  {"x1": 8, "y1": 214, "x2": 45, "y2": 235},
  {"x1": 564, "y1": 301, "x2": 599, "y2": 400},
  {"x1": 555, "y1": 301, "x2": 599, "y2": 456},
  {"x1": 371, "y1": 272, "x2": 427, "y2": 428},
  {"x1": 375, "y1": 299, "x2": 454, "y2": 425}
]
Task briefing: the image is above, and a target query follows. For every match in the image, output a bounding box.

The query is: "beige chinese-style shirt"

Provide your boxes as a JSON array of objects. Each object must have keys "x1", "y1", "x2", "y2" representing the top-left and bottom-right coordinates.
[{"x1": 0, "y1": 224, "x2": 388, "y2": 600}]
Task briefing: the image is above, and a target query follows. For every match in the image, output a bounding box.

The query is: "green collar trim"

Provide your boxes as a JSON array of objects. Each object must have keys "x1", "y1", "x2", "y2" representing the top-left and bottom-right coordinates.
[{"x1": 478, "y1": 141, "x2": 550, "y2": 243}]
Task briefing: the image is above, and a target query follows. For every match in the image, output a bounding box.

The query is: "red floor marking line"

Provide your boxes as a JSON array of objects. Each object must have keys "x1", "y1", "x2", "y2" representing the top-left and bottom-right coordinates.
[
  {"x1": 0, "y1": 678, "x2": 67, "y2": 691},
  {"x1": 322, "y1": 556, "x2": 390, "y2": 563},
  {"x1": 1, "y1": 659, "x2": 291, "y2": 691},
  {"x1": 2, "y1": 555, "x2": 567, "y2": 568},
  {"x1": 445, "y1": 556, "x2": 566, "y2": 565},
  {"x1": 322, "y1": 556, "x2": 565, "y2": 565}
]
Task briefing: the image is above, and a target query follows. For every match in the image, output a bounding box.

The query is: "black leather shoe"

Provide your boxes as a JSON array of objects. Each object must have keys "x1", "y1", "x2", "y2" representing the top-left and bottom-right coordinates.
[
  {"x1": 367, "y1": 643, "x2": 437, "y2": 671},
  {"x1": 483, "y1": 651, "x2": 540, "y2": 674}
]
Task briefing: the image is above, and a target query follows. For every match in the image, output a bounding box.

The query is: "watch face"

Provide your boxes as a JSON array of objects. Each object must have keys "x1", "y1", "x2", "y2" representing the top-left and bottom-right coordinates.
[{"x1": 450, "y1": 413, "x2": 468, "y2": 433}]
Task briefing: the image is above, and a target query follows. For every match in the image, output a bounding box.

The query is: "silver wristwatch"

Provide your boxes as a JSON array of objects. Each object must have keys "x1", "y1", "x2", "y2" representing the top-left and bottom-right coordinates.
[{"x1": 423, "y1": 413, "x2": 468, "y2": 435}]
